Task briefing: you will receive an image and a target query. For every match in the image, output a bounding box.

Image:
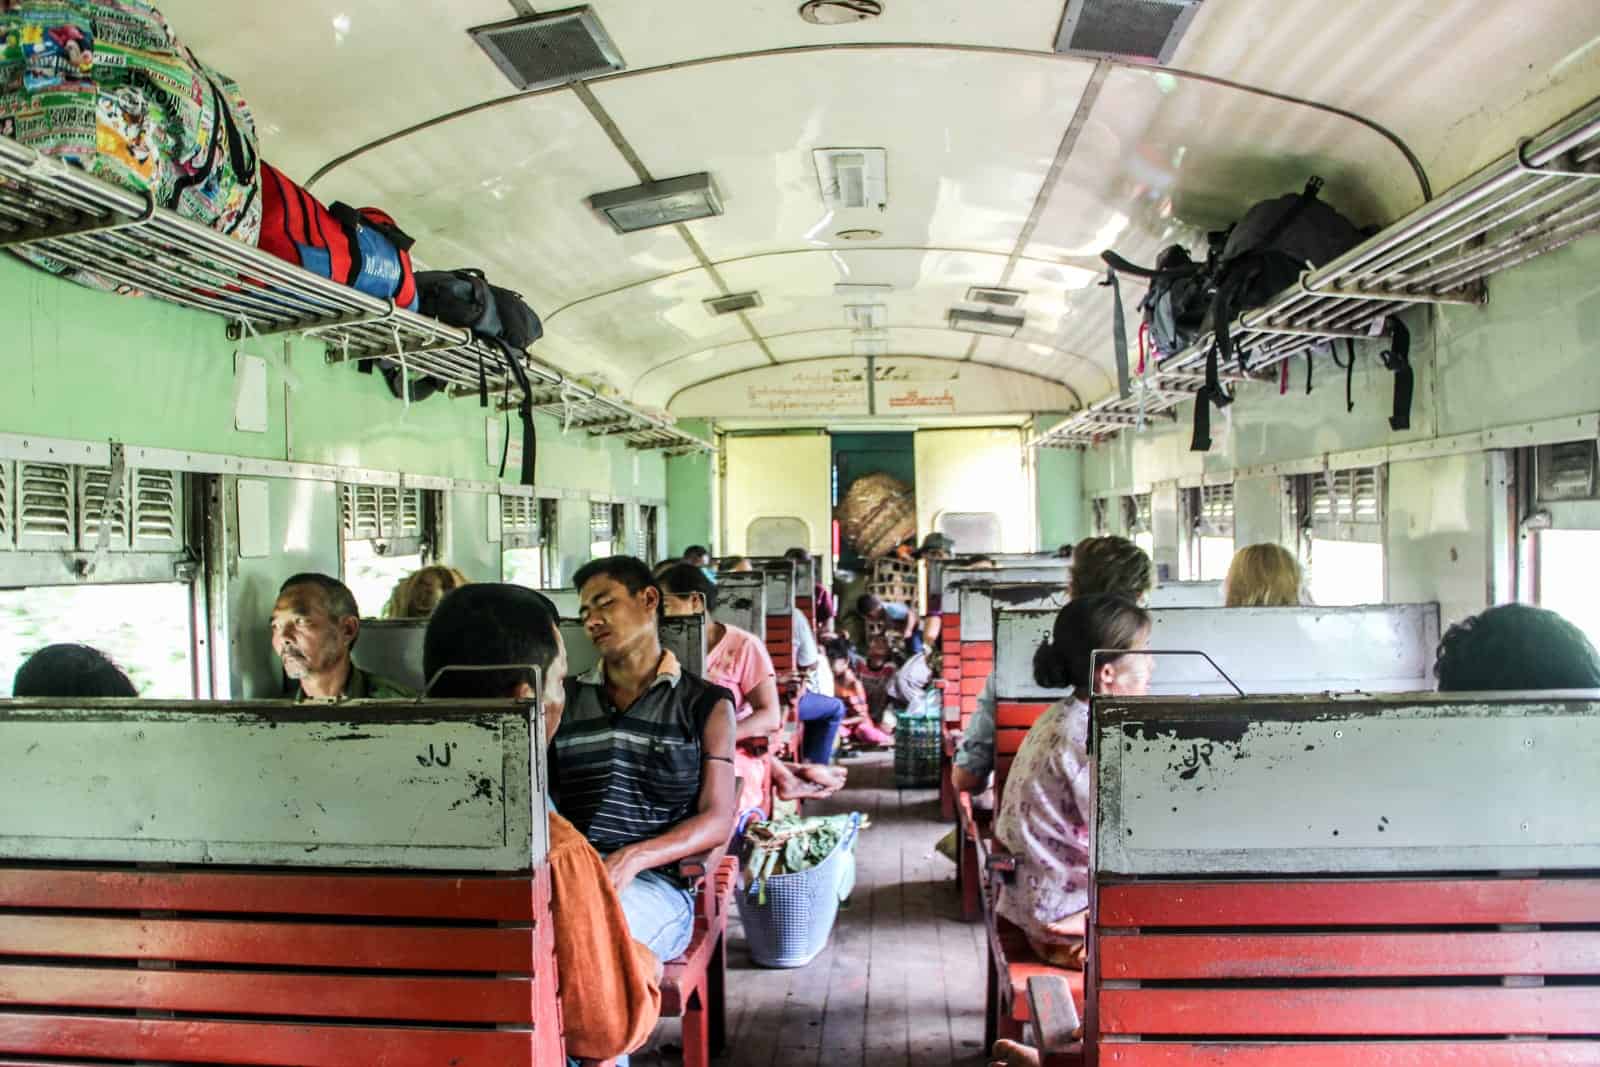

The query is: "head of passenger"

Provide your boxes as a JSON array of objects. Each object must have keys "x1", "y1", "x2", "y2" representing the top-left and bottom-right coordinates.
[
  {"x1": 727, "y1": 557, "x2": 754, "y2": 573},
  {"x1": 916, "y1": 532, "x2": 954, "y2": 561},
  {"x1": 1223, "y1": 543, "x2": 1303, "y2": 608},
  {"x1": 1434, "y1": 604, "x2": 1600, "y2": 692},
  {"x1": 573, "y1": 555, "x2": 661, "y2": 662},
  {"x1": 423, "y1": 584, "x2": 567, "y2": 744},
  {"x1": 682, "y1": 545, "x2": 710, "y2": 568},
  {"x1": 12, "y1": 643, "x2": 137, "y2": 698},
  {"x1": 783, "y1": 547, "x2": 810, "y2": 564},
  {"x1": 1033, "y1": 593, "x2": 1153, "y2": 699},
  {"x1": 383, "y1": 565, "x2": 470, "y2": 619},
  {"x1": 964, "y1": 555, "x2": 997, "y2": 569},
  {"x1": 865, "y1": 633, "x2": 891, "y2": 668},
  {"x1": 658, "y1": 563, "x2": 717, "y2": 620},
  {"x1": 1068, "y1": 536, "x2": 1154, "y2": 604},
  {"x1": 857, "y1": 594, "x2": 884, "y2": 620},
  {"x1": 1055, "y1": 543, "x2": 1075, "y2": 560},
  {"x1": 271, "y1": 574, "x2": 361, "y2": 693}
]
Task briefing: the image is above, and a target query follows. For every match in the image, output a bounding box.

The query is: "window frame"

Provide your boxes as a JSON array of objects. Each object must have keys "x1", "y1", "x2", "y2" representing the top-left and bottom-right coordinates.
[
  {"x1": 337, "y1": 485, "x2": 440, "y2": 616},
  {"x1": 1182, "y1": 483, "x2": 1236, "y2": 581},
  {"x1": 1516, "y1": 439, "x2": 1600, "y2": 625},
  {"x1": 1290, "y1": 465, "x2": 1388, "y2": 606}
]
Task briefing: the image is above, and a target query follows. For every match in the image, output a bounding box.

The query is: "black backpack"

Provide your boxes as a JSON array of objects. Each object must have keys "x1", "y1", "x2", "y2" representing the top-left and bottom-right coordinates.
[
  {"x1": 1102, "y1": 235, "x2": 1224, "y2": 398},
  {"x1": 417, "y1": 268, "x2": 548, "y2": 485},
  {"x1": 1192, "y1": 177, "x2": 1364, "y2": 451}
]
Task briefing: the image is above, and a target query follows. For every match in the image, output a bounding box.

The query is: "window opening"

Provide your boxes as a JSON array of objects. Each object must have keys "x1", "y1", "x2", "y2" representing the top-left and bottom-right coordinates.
[
  {"x1": 1123, "y1": 493, "x2": 1153, "y2": 557},
  {"x1": 1185, "y1": 484, "x2": 1235, "y2": 581},
  {"x1": 340, "y1": 484, "x2": 432, "y2": 618},
  {"x1": 0, "y1": 582, "x2": 196, "y2": 698},
  {"x1": 936, "y1": 511, "x2": 1003, "y2": 554},
  {"x1": 540, "y1": 498, "x2": 560, "y2": 585},
  {"x1": 589, "y1": 501, "x2": 615, "y2": 559},
  {"x1": 640, "y1": 504, "x2": 661, "y2": 564},
  {"x1": 501, "y1": 493, "x2": 543, "y2": 589},
  {"x1": 1536, "y1": 529, "x2": 1600, "y2": 650},
  {"x1": 1294, "y1": 467, "x2": 1385, "y2": 606}
]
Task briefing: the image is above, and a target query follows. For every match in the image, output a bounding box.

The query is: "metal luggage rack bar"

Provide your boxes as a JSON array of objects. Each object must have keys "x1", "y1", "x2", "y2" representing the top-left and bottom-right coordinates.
[
  {"x1": 1032, "y1": 94, "x2": 1600, "y2": 450},
  {"x1": 0, "y1": 137, "x2": 714, "y2": 456}
]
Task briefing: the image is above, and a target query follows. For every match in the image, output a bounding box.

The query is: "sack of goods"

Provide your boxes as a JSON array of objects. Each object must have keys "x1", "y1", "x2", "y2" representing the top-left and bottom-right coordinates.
[
  {"x1": 738, "y1": 813, "x2": 865, "y2": 968},
  {"x1": 0, "y1": 0, "x2": 262, "y2": 291},
  {"x1": 258, "y1": 163, "x2": 418, "y2": 310}
]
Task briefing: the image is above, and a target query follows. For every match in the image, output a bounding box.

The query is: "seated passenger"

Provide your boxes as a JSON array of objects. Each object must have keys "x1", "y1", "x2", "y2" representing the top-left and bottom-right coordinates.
[
  {"x1": 12, "y1": 643, "x2": 136, "y2": 697},
  {"x1": 953, "y1": 535, "x2": 1153, "y2": 795},
  {"x1": 553, "y1": 556, "x2": 737, "y2": 964},
  {"x1": 1435, "y1": 603, "x2": 1600, "y2": 690},
  {"x1": 856, "y1": 633, "x2": 899, "y2": 727},
  {"x1": 1223, "y1": 543, "x2": 1303, "y2": 607},
  {"x1": 791, "y1": 595, "x2": 848, "y2": 764},
  {"x1": 422, "y1": 584, "x2": 661, "y2": 1066},
  {"x1": 270, "y1": 573, "x2": 411, "y2": 700},
  {"x1": 859, "y1": 593, "x2": 922, "y2": 655},
  {"x1": 659, "y1": 564, "x2": 838, "y2": 804},
  {"x1": 887, "y1": 647, "x2": 939, "y2": 716},
  {"x1": 995, "y1": 594, "x2": 1153, "y2": 968},
  {"x1": 382, "y1": 564, "x2": 469, "y2": 618},
  {"x1": 682, "y1": 545, "x2": 718, "y2": 583},
  {"x1": 726, "y1": 556, "x2": 754, "y2": 573}
]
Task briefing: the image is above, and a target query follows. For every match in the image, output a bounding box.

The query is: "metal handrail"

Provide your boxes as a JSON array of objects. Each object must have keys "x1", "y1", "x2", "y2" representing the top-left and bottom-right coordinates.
[
  {"x1": 0, "y1": 138, "x2": 714, "y2": 455},
  {"x1": 1032, "y1": 94, "x2": 1600, "y2": 449}
]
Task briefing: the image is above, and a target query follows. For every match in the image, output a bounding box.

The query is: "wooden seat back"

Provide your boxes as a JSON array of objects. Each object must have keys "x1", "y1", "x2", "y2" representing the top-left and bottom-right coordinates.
[
  {"x1": 1089, "y1": 692, "x2": 1600, "y2": 1065},
  {"x1": 0, "y1": 865, "x2": 557, "y2": 1066}
]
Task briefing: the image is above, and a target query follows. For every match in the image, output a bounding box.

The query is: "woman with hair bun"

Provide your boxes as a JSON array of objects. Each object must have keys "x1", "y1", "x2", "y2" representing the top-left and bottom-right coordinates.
[{"x1": 994, "y1": 593, "x2": 1153, "y2": 969}]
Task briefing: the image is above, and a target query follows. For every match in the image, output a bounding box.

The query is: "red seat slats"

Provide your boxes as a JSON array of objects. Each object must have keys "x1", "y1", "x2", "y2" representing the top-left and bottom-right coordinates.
[
  {"x1": 1099, "y1": 879, "x2": 1600, "y2": 928},
  {"x1": 0, "y1": 914, "x2": 531, "y2": 971},
  {"x1": 1100, "y1": 987, "x2": 1600, "y2": 1036},
  {"x1": 0, "y1": 1014, "x2": 530, "y2": 1066},
  {"x1": 1093, "y1": 1043, "x2": 1600, "y2": 1067},
  {"x1": 1099, "y1": 930, "x2": 1600, "y2": 980},
  {"x1": 0, "y1": 868, "x2": 533, "y2": 920},
  {"x1": 0, "y1": 965, "x2": 532, "y2": 1023}
]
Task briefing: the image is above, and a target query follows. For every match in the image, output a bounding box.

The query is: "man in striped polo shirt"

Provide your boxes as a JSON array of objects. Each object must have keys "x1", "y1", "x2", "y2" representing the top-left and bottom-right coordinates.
[{"x1": 551, "y1": 555, "x2": 738, "y2": 963}]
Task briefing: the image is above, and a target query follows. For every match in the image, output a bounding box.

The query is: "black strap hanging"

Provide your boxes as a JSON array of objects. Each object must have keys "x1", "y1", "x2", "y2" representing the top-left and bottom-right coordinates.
[
  {"x1": 1345, "y1": 339, "x2": 1356, "y2": 413},
  {"x1": 1379, "y1": 316, "x2": 1414, "y2": 431},
  {"x1": 1190, "y1": 386, "x2": 1213, "y2": 452},
  {"x1": 477, "y1": 348, "x2": 488, "y2": 408},
  {"x1": 1305, "y1": 351, "x2": 1314, "y2": 395},
  {"x1": 1104, "y1": 267, "x2": 1132, "y2": 400}
]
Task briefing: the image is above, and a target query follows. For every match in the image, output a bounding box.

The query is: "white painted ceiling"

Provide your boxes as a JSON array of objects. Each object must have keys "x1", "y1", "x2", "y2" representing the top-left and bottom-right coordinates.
[{"x1": 163, "y1": 0, "x2": 1600, "y2": 418}]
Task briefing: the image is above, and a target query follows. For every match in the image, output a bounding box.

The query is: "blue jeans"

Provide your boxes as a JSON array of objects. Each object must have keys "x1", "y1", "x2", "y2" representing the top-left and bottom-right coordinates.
[
  {"x1": 618, "y1": 866, "x2": 695, "y2": 963},
  {"x1": 797, "y1": 692, "x2": 846, "y2": 763}
]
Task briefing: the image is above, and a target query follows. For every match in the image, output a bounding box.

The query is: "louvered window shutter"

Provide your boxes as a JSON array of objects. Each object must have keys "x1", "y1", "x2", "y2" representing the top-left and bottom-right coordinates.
[
  {"x1": 131, "y1": 469, "x2": 182, "y2": 551},
  {"x1": 1536, "y1": 441, "x2": 1598, "y2": 502},
  {"x1": 1199, "y1": 484, "x2": 1235, "y2": 537},
  {"x1": 0, "y1": 460, "x2": 12, "y2": 550},
  {"x1": 501, "y1": 494, "x2": 539, "y2": 550},
  {"x1": 1306, "y1": 466, "x2": 1384, "y2": 542},
  {"x1": 590, "y1": 502, "x2": 612, "y2": 546},
  {"x1": 17, "y1": 462, "x2": 75, "y2": 551},
  {"x1": 77, "y1": 464, "x2": 129, "y2": 552}
]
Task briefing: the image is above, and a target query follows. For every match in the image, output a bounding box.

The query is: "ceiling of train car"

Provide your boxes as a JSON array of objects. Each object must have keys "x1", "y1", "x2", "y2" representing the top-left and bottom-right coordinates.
[{"x1": 162, "y1": 0, "x2": 1600, "y2": 418}]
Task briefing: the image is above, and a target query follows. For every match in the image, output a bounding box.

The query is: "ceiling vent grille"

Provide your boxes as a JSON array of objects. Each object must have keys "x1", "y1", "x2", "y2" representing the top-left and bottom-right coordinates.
[
  {"x1": 705, "y1": 292, "x2": 763, "y2": 316},
  {"x1": 469, "y1": 7, "x2": 625, "y2": 91},
  {"x1": 1055, "y1": 0, "x2": 1203, "y2": 64},
  {"x1": 967, "y1": 287, "x2": 1026, "y2": 308}
]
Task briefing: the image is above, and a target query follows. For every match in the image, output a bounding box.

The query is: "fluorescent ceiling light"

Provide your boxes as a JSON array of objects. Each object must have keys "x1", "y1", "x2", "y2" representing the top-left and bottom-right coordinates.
[
  {"x1": 589, "y1": 173, "x2": 723, "y2": 234},
  {"x1": 845, "y1": 304, "x2": 886, "y2": 330},
  {"x1": 834, "y1": 283, "x2": 894, "y2": 298},
  {"x1": 948, "y1": 306, "x2": 1025, "y2": 337},
  {"x1": 814, "y1": 148, "x2": 888, "y2": 211},
  {"x1": 967, "y1": 286, "x2": 1027, "y2": 308}
]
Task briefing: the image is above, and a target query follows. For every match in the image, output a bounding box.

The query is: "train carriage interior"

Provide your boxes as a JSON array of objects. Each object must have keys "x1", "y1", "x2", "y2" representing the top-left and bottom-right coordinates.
[{"x1": 1, "y1": 1, "x2": 1599, "y2": 1064}]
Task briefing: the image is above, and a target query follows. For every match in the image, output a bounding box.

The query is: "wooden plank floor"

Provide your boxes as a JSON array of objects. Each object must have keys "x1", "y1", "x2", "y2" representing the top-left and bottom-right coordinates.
[{"x1": 634, "y1": 752, "x2": 990, "y2": 1066}]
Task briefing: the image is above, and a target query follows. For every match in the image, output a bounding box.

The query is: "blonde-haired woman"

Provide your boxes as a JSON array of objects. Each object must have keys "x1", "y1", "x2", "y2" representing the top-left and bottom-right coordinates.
[
  {"x1": 1223, "y1": 543, "x2": 1303, "y2": 607},
  {"x1": 384, "y1": 565, "x2": 471, "y2": 619}
]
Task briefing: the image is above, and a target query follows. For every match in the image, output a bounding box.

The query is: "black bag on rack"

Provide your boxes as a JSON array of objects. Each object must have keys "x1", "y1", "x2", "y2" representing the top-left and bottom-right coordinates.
[
  {"x1": 416, "y1": 267, "x2": 543, "y2": 485},
  {"x1": 1102, "y1": 237, "x2": 1222, "y2": 399},
  {"x1": 1191, "y1": 177, "x2": 1364, "y2": 452}
]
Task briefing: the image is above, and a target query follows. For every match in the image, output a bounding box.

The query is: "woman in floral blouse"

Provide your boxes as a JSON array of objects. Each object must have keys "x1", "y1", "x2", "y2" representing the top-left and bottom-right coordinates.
[{"x1": 993, "y1": 594, "x2": 1153, "y2": 967}]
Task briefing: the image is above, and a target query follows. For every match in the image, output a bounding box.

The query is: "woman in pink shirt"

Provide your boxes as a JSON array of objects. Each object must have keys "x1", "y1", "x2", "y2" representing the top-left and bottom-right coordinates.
[
  {"x1": 994, "y1": 594, "x2": 1152, "y2": 968},
  {"x1": 659, "y1": 564, "x2": 841, "y2": 811}
]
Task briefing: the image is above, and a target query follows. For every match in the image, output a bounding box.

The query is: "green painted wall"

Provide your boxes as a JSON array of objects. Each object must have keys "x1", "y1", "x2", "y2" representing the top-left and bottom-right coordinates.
[
  {"x1": 1034, "y1": 416, "x2": 1086, "y2": 550},
  {"x1": 665, "y1": 418, "x2": 714, "y2": 557},
  {"x1": 0, "y1": 254, "x2": 667, "y2": 499}
]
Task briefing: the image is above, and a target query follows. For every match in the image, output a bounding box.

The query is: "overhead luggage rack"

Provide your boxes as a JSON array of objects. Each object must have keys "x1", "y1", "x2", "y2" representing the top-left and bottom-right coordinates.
[
  {"x1": 0, "y1": 136, "x2": 713, "y2": 455},
  {"x1": 1033, "y1": 94, "x2": 1600, "y2": 450}
]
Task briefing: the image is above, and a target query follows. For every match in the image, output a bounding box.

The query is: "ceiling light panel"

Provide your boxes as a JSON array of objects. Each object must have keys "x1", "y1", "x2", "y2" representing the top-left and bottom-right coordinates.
[
  {"x1": 814, "y1": 148, "x2": 888, "y2": 211},
  {"x1": 967, "y1": 286, "x2": 1027, "y2": 308},
  {"x1": 834, "y1": 283, "x2": 895, "y2": 298},
  {"x1": 589, "y1": 173, "x2": 724, "y2": 233}
]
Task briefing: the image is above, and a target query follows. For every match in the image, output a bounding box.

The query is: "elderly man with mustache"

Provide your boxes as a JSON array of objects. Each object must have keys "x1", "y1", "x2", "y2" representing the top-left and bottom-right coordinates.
[{"x1": 270, "y1": 573, "x2": 411, "y2": 700}]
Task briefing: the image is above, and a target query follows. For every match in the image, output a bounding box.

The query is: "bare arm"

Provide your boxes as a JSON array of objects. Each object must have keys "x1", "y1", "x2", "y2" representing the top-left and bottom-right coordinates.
[
  {"x1": 734, "y1": 674, "x2": 781, "y2": 740},
  {"x1": 952, "y1": 764, "x2": 989, "y2": 794},
  {"x1": 604, "y1": 698, "x2": 738, "y2": 888},
  {"x1": 904, "y1": 607, "x2": 921, "y2": 639}
]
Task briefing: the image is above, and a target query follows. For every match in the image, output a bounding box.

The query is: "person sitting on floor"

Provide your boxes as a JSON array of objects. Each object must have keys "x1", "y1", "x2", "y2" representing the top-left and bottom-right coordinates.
[
  {"x1": 953, "y1": 535, "x2": 1154, "y2": 796},
  {"x1": 659, "y1": 563, "x2": 843, "y2": 805},
  {"x1": 856, "y1": 633, "x2": 900, "y2": 731},
  {"x1": 995, "y1": 594, "x2": 1153, "y2": 969},
  {"x1": 12, "y1": 643, "x2": 137, "y2": 697},
  {"x1": 1223, "y1": 543, "x2": 1303, "y2": 607},
  {"x1": 423, "y1": 584, "x2": 661, "y2": 1067},
  {"x1": 829, "y1": 640, "x2": 893, "y2": 749},
  {"x1": 553, "y1": 556, "x2": 738, "y2": 966},
  {"x1": 1434, "y1": 603, "x2": 1600, "y2": 691},
  {"x1": 383, "y1": 564, "x2": 470, "y2": 619}
]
